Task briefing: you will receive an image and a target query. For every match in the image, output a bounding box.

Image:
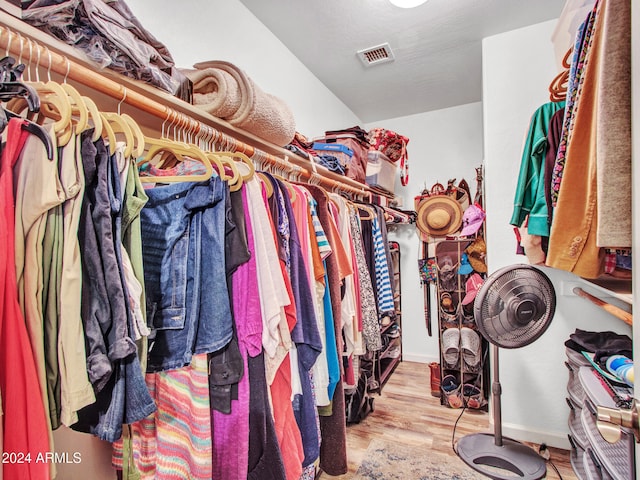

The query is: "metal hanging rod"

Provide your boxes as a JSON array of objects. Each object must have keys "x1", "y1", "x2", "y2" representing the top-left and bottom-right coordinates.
[{"x1": 0, "y1": 18, "x2": 375, "y2": 202}]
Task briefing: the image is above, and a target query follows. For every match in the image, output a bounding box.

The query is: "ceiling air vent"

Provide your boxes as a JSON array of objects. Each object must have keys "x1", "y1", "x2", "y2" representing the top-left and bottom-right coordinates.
[{"x1": 357, "y1": 43, "x2": 395, "y2": 67}]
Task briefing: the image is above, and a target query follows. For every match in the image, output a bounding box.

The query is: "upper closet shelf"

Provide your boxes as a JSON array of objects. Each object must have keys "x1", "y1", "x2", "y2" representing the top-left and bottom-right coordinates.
[{"x1": 0, "y1": 14, "x2": 393, "y2": 203}]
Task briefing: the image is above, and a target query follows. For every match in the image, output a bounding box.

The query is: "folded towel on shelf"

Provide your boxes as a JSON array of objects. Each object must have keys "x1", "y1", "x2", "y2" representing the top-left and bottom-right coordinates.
[{"x1": 181, "y1": 61, "x2": 296, "y2": 147}]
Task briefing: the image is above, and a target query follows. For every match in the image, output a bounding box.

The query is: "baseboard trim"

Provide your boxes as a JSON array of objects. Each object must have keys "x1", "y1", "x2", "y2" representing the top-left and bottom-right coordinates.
[
  {"x1": 500, "y1": 423, "x2": 570, "y2": 450},
  {"x1": 402, "y1": 353, "x2": 440, "y2": 364}
]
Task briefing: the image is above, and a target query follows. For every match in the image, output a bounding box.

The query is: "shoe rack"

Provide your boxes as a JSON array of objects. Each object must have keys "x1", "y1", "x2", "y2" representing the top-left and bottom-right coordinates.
[
  {"x1": 435, "y1": 239, "x2": 489, "y2": 411},
  {"x1": 372, "y1": 241, "x2": 403, "y2": 393}
]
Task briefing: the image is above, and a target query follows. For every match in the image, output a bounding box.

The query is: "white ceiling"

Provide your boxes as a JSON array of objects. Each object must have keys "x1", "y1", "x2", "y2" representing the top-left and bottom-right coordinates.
[{"x1": 237, "y1": 0, "x2": 565, "y2": 122}]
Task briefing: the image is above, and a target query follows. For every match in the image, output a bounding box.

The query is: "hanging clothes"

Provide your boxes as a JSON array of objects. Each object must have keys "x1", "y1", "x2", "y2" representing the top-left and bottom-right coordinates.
[
  {"x1": 305, "y1": 184, "x2": 348, "y2": 477},
  {"x1": 212, "y1": 186, "x2": 260, "y2": 480},
  {"x1": 547, "y1": 0, "x2": 612, "y2": 278},
  {"x1": 510, "y1": 100, "x2": 565, "y2": 238},
  {"x1": 0, "y1": 118, "x2": 51, "y2": 480}
]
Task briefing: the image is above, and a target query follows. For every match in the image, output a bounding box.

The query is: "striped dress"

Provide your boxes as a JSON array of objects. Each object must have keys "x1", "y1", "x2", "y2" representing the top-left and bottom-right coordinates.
[{"x1": 123, "y1": 354, "x2": 212, "y2": 479}]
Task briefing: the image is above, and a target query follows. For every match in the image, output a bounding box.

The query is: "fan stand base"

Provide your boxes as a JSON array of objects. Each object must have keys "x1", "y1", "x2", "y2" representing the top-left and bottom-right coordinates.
[{"x1": 456, "y1": 433, "x2": 547, "y2": 480}]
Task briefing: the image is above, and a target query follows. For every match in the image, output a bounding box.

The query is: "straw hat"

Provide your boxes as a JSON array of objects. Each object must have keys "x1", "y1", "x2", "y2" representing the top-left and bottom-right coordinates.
[
  {"x1": 465, "y1": 236, "x2": 487, "y2": 273},
  {"x1": 416, "y1": 196, "x2": 463, "y2": 237}
]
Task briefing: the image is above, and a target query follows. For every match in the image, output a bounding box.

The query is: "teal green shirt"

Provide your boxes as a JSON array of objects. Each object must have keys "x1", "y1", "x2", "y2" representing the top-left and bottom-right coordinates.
[{"x1": 510, "y1": 101, "x2": 565, "y2": 236}]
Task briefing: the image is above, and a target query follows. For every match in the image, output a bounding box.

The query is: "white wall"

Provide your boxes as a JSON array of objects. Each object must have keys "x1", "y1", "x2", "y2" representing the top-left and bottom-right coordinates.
[
  {"x1": 483, "y1": 19, "x2": 631, "y2": 449},
  {"x1": 125, "y1": 0, "x2": 362, "y2": 138},
  {"x1": 366, "y1": 102, "x2": 484, "y2": 365}
]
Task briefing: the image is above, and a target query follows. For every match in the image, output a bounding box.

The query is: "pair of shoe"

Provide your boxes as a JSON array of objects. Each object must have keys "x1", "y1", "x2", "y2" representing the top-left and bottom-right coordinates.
[
  {"x1": 380, "y1": 345, "x2": 401, "y2": 360},
  {"x1": 441, "y1": 374, "x2": 463, "y2": 408},
  {"x1": 462, "y1": 383, "x2": 485, "y2": 409},
  {"x1": 386, "y1": 323, "x2": 401, "y2": 339},
  {"x1": 440, "y1": 291, "x2": 456, "y2": 314},
  {"x1": 439, "y1": 256, "x2": 457, "y2": 292},
  {"x1": 460, "y1": 327, "x2": 481, "y2": 370},
  {"x1": 441, "y1": 327, "x2": 481, "y2": 371}
]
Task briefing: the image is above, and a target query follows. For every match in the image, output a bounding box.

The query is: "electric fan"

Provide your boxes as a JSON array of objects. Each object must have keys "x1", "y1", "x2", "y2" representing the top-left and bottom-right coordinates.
[{"x1": 456, "y1": 264, "x2": 556, "y2": 480}]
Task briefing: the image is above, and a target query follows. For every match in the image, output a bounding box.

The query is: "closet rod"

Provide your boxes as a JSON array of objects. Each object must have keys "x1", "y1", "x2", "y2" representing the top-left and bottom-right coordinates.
[
  {"x1": 572, "y1": 287, "x2": 633, "y2": 326},
  {"x1": 0, "y1": 18, "x2": 375, "y2": 201}
]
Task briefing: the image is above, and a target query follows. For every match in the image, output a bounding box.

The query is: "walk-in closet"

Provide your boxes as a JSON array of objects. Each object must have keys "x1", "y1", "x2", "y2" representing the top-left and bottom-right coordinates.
[{"x1": 0, "y1": 1, "x2": 636, "y2": 479}]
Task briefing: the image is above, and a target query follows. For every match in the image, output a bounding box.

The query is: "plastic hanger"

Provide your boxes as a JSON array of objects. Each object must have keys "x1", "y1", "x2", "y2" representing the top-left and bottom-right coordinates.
[
  {"x1": 356, "y1": 204, "x2": 374, "y2": 220},
  {"x1": 274, "y1": 174, "x2": 296, "y2": 202},
  {"x1": 121, "y1": 113, "x2": 146, "y2": 160},
  {"x1": 2, "y1": 107, "x2": 54, "y2": 160},
  {"x1": 548, "y1": 48, "x2": 572, "y2": 102},
  {"x1": 256, "y1": 171, "x2": 274, "y2": 198},
  {"x1": 99, "y1": 112, "x2": 117, "y2": 155},
  {"x1": 215, "y1": 150, "x2": 255, "y2": 182},
  {"x1": 81, "y1": 95, "x2": 104, "y2": 142},
  {"x1": 205, "y1": 151, "x2": 230, "y2": 181},
  {"x1": 59, "y1": 83, "x2": 88, "y2": 134},
  {"x1": 139, "y1": 136, "x2": 214, "y2": 184},
  {"x1": 222, "y1": 156, "x2": 243, "y2": 192},
  {"x1": 102, "y1": 112, "x2": 134, "y2": 158}
]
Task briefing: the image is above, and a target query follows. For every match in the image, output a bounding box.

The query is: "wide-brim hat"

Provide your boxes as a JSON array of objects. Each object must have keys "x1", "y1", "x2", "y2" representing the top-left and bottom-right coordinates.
[
  {"x1": 465, "y1": 237, "x2": 487, "y2": 273},
  {"x1": 416, "y1": 196, "x2": 463, "y2": 237}
]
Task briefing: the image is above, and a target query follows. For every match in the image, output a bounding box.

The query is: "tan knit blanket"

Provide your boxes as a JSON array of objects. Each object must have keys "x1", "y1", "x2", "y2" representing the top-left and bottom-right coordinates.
[{"x1": 181, "y1": 61, "x2": 296, "y2": 147}]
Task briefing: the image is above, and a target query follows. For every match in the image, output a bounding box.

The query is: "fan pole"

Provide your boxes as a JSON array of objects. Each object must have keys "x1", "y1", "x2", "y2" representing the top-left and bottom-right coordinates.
[{"x1": 491, "y1": 343, "x2": 503, "y2": 447}]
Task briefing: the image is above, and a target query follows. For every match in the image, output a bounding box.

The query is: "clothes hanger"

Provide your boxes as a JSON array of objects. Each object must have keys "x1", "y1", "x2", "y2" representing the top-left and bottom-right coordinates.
[
  {"x1": 143, "y1": 111, "x2": 188, "y2": 162},
  {"x1": 215, "y1": 150, "x2": 256, "y2": 182},
  {"x1": 22, "y1": 44, "x2": 73, "y2": 141},
  {"x1": 548, "y1": 47, "x2": 572, "y2": 102},
  {"x1": 102, "y1": 112, "x2": 135, "y2": 158},
  {"x1": 121, "y1": 113, "x2": 146, "y2": 160},
  {"x1": 217, "y1": 154, "x2": 244, "y2": 192},
  {"x1": 139, "y1": 138, "x2": 214, "y2": 184},
  {"x1": 99, "y1": 112, "x2": 118, "y2": 154},
  {"x1": 204, "y1": 151, "x2": 228, "y2": 179},
  {"x1": 256, "y1": 171, "x2": 274, "y2": 198},
  {"x1": 274, "y1": 173, "x2": 296, "y2": 202},
  {"x1": 356, "y1": 204, "x2": 374, "y2": 220},
  {"x1": 81, "y1": 95, "x2": 104, "y2": 142},
  {"x1": 2, "y1": 107, "x2": 54, "y2": 160}
]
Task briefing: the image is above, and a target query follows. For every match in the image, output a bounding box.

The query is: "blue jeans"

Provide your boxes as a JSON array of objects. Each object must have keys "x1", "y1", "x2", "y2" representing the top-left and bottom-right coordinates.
[{"x1": 142, "y1": 177, "x2": 233, "y2": 372}]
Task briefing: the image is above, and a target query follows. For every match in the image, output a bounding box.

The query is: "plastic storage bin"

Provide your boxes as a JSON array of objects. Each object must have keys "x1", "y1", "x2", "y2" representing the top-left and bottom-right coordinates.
[
  {"x1": 312, "y1": 142, "x2": 353, "y2": 168},
  {"x1": 366, "y1": 150, "x2": 397, "y2": 194},
  {"x1": 578, "y1": 367, "x2": 635, "y2": 480}
]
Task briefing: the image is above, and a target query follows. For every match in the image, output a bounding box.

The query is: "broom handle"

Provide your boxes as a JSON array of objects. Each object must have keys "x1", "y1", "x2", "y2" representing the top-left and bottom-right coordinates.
[{"x1": 573, "y1": 287, "x2": 633, "y2": 326}]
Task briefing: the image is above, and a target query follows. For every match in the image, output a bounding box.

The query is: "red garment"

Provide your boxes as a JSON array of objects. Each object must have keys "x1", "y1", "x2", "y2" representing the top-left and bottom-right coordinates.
[
  {"x1": 0, "y1": 119, "x2": 51, "y2": 480},
  {"x1": 269, "y1": 260, "x2": 304, "y2": 480}
]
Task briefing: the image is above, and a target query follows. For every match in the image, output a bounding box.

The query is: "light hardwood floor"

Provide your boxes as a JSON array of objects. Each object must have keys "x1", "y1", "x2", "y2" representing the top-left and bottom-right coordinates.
[{"x1": 321, "y1": 361, "x2": 577, "y2": 479}]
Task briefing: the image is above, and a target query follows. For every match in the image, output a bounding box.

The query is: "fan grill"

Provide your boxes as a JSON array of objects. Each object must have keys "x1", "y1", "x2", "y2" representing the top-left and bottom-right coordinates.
[{"x1": 475, "y1": 265, "x2": 555, "y2": 349}]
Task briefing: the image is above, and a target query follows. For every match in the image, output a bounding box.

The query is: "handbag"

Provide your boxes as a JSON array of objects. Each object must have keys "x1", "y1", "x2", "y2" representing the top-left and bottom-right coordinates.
[{"x1": 368, "y1": 128, "x2": 410, "y2": 186}]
